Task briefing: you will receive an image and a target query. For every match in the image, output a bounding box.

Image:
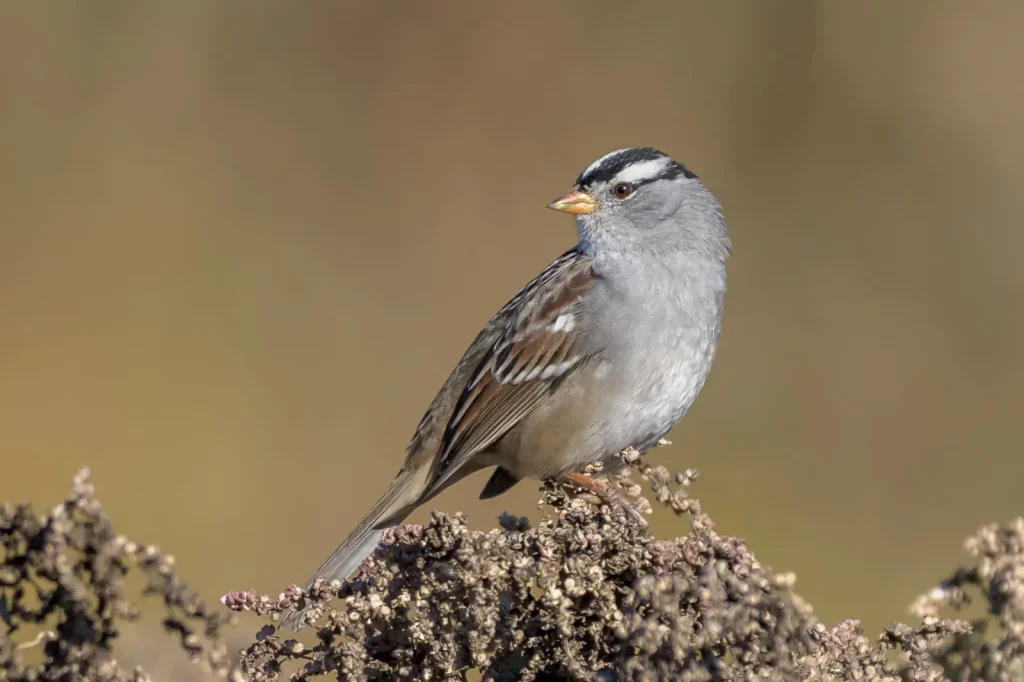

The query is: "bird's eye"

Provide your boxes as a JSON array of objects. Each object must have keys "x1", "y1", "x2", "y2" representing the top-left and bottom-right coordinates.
[{"x1": 612, "y1": 182, "x2": 634, "y2": 198}]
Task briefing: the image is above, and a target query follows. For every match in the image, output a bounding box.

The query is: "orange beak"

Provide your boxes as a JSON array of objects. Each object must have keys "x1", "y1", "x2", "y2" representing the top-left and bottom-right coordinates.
[{"x1": 547, "y1": 189, "x2": 598, "y2": 215}]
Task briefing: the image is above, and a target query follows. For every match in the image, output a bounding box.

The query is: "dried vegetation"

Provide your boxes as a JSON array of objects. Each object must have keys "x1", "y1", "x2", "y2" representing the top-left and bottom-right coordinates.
[{"x1": 3, "y1": 456, "x2": 1023, "y2": 681}]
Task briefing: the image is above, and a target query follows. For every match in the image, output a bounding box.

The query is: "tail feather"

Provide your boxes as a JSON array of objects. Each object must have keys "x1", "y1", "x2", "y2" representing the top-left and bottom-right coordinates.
[{"x1": 279, "y1": 468, "x2": 424, "y2": 630}]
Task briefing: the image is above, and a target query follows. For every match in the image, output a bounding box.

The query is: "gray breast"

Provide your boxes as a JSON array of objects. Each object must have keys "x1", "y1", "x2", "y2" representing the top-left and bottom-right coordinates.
[{"x1": 580, "y1": 273, "x2": 722, "y2": 456}]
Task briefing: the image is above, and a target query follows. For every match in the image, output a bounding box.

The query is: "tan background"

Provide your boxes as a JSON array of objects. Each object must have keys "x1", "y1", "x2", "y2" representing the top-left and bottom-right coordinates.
[{"x1": 2, "y1": 0, "x2": 1023, "y2": 650}]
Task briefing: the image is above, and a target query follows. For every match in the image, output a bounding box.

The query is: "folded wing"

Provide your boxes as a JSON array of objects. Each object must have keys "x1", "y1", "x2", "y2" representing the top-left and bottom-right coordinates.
[{"x1": 425, "y1": 249, "x2": 595, "y2": 495}]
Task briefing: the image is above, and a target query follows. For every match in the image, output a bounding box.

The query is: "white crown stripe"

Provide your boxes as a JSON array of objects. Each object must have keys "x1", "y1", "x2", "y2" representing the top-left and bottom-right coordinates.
[{"x1": 582, "y1": 148, "x2": 630, "y2": 179}]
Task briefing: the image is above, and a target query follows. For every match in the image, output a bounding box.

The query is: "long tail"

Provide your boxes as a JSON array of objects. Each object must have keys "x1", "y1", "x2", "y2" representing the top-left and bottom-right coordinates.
[{"x1": 279, "y1": 467, "x2": 427, "y2": 630}]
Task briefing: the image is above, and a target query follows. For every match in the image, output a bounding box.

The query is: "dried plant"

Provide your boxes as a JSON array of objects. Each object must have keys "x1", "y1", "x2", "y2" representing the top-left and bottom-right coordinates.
[
  {"x1": 4, "y1": 459, "x2": 1024, "y2": 681},
  {"x1": 0, "y1": 469, "x2": 241, "y2": 682},
  {"x1": 220, "y1": 451, "x2": 1013, "y2": 682},
  {"x1": 907, "y1": 517, "x2": 1024, "y2": 681}
]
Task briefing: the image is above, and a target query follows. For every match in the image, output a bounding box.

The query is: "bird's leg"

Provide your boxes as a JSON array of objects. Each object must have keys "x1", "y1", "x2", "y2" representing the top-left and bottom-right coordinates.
[{"x1": 563, "y1": 472, "x2": 649, "y2": 528}]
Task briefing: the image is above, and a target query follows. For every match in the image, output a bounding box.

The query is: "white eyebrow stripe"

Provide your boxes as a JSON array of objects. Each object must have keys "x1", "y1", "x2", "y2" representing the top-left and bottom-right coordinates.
[
  {"x1": 583, "y1": 148, "x2": 629, "y2": 178},
  {"x1": 612, "y1": 157, "x2": 672, "y2": 184}
]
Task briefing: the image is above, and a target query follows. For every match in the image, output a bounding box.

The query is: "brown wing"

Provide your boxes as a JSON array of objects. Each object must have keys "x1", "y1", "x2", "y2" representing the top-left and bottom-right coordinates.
[{"x1": 424, "y1": 249, "x2": 595, "y2": 495}]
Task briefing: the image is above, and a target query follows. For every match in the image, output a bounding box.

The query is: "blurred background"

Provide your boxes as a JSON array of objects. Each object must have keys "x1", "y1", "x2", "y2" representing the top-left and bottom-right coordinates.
[{"x1": 2, "y1": 0, "x2": 1023, "y2": 665}]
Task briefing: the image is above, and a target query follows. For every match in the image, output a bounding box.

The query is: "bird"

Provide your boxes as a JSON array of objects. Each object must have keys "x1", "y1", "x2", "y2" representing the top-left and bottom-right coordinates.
[{"x1": 280, "y1": 147, "x2": 730, "y2": 629}]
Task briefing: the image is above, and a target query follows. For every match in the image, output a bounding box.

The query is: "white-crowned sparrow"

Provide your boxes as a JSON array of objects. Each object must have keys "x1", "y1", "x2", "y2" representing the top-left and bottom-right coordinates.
[{"x1": 281, "y1": 147, "x2": 730, "y2": 628}]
